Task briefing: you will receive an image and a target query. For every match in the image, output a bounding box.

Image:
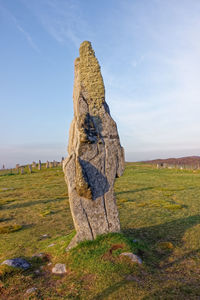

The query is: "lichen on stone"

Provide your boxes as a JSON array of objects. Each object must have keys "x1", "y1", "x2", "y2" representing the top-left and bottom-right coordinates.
[
  {"x1": 75, "y1": 158, "x2": 92, "y2": 199},
  {"x1": 79, "y1": 41, "x2": 105, "y2": 115}
]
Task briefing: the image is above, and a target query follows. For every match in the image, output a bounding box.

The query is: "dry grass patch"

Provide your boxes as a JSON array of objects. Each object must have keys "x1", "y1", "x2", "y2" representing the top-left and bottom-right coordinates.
[{"x1": 0, "y1": 224, "x2": 22, "y2": 234}]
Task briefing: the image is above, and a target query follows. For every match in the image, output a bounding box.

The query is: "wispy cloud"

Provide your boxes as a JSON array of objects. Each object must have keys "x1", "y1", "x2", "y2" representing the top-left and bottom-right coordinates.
[
  {"x1": 16, "y1": 24, "x2": 40, "y2": 53},
  {"x1": 103, "y1": 0, "x2": 200, "y2": 155},
  {"x1": 0, "y1": 1, "x2": 40, "y2": 53},
  {"x1": 21, "y1": 0, "x2": 91, "y2": 48}
]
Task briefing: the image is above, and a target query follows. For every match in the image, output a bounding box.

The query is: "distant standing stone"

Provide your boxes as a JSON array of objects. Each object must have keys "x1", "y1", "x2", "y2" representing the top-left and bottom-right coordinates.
[
  {"x1": 2, "y1": 258, "x2": 31, "y2": 269},
  {"x1": 32, "y1": 161, "x2": 37, "y2": 168},
  {"x1": 53, "y1": 160, "x2": 57, "y2": 167},
  {"x1": 38, "y1": 160, "x2": 41, "y2": 170},
  {"x1": 16, "y1": 164, "x2": 20, "y2": 174},
  {"x1": 28, "y1": 165, "x2": 32, "y2": 173},
  {"x1": 20, "y1": 167, "x2": 24, "y2": 175},
  {"x1": 46, "y1": 161, "x2": 49, "y2": 168},
  {"x1": 52, "y1": 263, "x2": 66, "y2": 274},
  {"x1": 49, "y1": 162, "x2": 53, "y2": 168},
  {"x1": 61, "y1": 157, "x2": 64, "y2": 167}
]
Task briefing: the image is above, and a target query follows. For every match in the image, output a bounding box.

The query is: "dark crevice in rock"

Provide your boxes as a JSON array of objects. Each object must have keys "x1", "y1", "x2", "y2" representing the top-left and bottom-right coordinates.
[
  {"x1": 102, "y1": 142, "x2": 109, "y2": 229},
  {"x1": 102, "y1": 195, "x2": 109, "y2": 230},
  {"x1": 81, "y1": 200, "x2": 94, "y2": 239},
  {"x1": 80, "y1": 93, "x2": 89, "y2": 108},
  {"x1": 116, "y1": 155, "x2": 119, "y2": 178},
  {"x1": 103, "y1": 102, "x2": 110, "y2": 115}
]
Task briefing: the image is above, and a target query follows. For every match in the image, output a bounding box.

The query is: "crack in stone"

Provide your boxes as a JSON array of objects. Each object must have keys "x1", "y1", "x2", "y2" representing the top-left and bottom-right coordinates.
[
  {"x1": 103, "y1": 142, "x2": 109, "y2": 230},
  {"x1": 102, "y1": 194, "x2": 109, "y2": 230},
  {"x1": 80, "y1": 199, "x2": 94, "y2": 239}
]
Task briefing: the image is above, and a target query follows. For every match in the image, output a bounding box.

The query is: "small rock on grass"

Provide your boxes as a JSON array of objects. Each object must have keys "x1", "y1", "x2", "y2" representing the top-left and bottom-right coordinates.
[
  {"x1": 39, "y1": 234, "x2": 50, "y2": 240},
  {"x1": 1, "y1": 258, "x2": 30, "y2": 269},
  {"x1": 120, "y1": 252, "x2": 142, "y2": 264},
  {"x1": 32, "y1": 252, "x2": 44, "y2": 258},
  {"x1": 47, "y1": 243, "x2": 55, "y2": 248},
  {"x1": 52, "y1": 263, "x2": 66, "y2": 274},
  {"x1": 125, "y1": 274, "x2": 140, "y2": 282},
  {"x1": 26, "y1": 287, "x2": 37, "y2": 294}
]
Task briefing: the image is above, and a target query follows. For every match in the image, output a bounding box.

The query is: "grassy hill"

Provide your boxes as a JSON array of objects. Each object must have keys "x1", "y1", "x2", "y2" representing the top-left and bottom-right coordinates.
[
  {"x1": 0, "y1": 163, "x2": 200, "y2": 299},
  {"x1": 143, "y1": 155, "x2": 200, "y2": 166}
]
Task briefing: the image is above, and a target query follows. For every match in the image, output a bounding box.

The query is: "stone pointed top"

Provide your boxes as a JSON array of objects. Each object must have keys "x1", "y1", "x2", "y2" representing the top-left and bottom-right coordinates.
[
  {"x1": 79, "y1": 41, "x2": 94, "y2": 59},
  {"x1": 79, "y1": 40, "x2": 92, "y2": 49},
  {"x1": 76, "y1": 41, "x2": 105, "y2": 115}
]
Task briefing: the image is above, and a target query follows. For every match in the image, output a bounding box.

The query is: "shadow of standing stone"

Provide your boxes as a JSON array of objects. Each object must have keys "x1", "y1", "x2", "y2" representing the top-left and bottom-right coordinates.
[{"x1": 79, "y1": 159, "x2": 110, "y2": 200}]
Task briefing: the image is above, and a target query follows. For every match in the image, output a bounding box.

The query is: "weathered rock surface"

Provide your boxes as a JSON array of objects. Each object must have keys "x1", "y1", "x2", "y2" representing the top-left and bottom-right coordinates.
[
  {"x1": 26, "y1": 287, "x2": 37, "y2": 294},
  {"x1": 2, "y1": 258, "x2": 31, "y2": 269},
  {"x1": 52, "y1": 263, "x2": 66, "y2": 274},
  {"x1": 63, "y1": 41, "x2": 124, "y2": 250}
]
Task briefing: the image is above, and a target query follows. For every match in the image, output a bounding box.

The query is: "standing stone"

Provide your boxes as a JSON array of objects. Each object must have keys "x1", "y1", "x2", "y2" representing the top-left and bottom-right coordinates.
[
  {"x1": 16, "y1": 164, "x2": 20, "y2": 174},
  {"x1": 28, "y1": 165, "x2": 32, "y2": 173},
  {"x1": 32, "y1": 161, "x2": 37, "y2": 168},
  {"x1": 20, "y1": 167, "x2": 24, "y2": 175},
  {"x1": 38, "y1": 160, "x2": 41, "y2": 170},
  {"x1": 53, "y1": 160, "x2": 58, "y2": 167},
  {"x1": 49, "y1": 162, "x2": 53, "y2": 168},
  {"x1": 63, "y1": 41, "x2": 124, "y2": 250},
  {"x1": 46, "y1": 161, "x2": 49, "y2": 168},
  {"x1": 61, "y1": 157, "x2": 64, "y2": 167}
]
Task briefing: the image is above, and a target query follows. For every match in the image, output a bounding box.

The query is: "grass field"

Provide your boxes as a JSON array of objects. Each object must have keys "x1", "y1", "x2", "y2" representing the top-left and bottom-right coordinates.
[{"x1": 0, "y1": 163, "x2": 200, "y2": 299}]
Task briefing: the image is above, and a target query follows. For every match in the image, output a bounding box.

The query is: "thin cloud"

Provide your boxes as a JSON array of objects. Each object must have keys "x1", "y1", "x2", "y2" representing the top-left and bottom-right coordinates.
[
  {"x1": 0, "y1": 2, "x2": 40, "y2": 53},
  {"x1": 16, "y1": 24, "x2": 40, "y2": 53},
  {"x1": 103, "y1": 0, "x2": 200, "y2": 154},
  {"x1": 21, "y1": 0, "x2": 91, "y2": 48}
]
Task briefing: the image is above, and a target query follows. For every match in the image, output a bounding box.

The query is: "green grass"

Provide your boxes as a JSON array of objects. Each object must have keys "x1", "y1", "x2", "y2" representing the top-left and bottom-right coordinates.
[{"x1": 0, "y1": 163, "x2": 200, "y2": 299}]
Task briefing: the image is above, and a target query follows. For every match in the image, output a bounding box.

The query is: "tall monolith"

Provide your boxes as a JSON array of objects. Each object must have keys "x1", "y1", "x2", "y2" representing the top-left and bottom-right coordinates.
[{"x1": 63, "y1": 41, "x2": 124, "y2": 250}]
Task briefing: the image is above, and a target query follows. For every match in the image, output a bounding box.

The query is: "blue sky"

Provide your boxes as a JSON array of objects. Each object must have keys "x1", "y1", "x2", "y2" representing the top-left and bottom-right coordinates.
[{"x1": 1, "y1": 0, "x2": 200, "y2": 167}]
